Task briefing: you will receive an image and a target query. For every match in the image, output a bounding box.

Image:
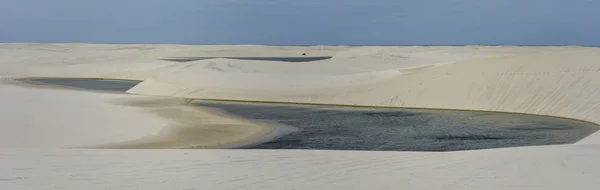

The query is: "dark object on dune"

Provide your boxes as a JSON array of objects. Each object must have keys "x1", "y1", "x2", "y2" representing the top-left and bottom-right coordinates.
[{"x1": 302, "y1": 53, "x2": 306, "y2": 56}]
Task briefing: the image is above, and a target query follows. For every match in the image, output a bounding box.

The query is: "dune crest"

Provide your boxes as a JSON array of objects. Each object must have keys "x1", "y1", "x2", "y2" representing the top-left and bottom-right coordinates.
[{"x1": 129, "y1": 48, "x2": 600, "y2": 136}]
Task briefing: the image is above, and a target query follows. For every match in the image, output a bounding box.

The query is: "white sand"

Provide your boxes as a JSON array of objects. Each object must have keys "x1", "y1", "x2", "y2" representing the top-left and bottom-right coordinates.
[
  {"x1": 0, "y1": 82, "x2": 272, "y2": 149},
  {"x1": 0, "y1": 84, "x2": 167, "y2": 148},
  {"x1": 2, "y1": 43, "x2": 600, "y2": 189},
  {"x1": 0, "y1": 43, "x2": 347, "y2": 80},
  {"x1": 130, "y1": 47, "x2": 600, "y2": 128},
  {"x1": 2, "y1": 145, "x2": 600, "y2": 190}
]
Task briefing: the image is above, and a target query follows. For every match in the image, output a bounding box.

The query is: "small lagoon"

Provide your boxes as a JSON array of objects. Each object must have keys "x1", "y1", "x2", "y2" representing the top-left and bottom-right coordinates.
[
  {"x1": 161, "y1": 56, "x2": 332, "y2": 63},
  {"x1": 25, "y1": 78, "x2": 139, "y2": 92}
]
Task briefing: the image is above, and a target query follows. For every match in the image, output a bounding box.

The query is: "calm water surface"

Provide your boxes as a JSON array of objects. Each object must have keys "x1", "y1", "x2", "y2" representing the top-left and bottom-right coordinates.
[
  {"x1": 161, "y1": 56, "x2": 332, "y2": 62},
  {"x1": 27, "y1": 78, "x2": 599, "y2": 151},
  {"x1": 27, "y1": 78, "x2": 139, "y2": 92},
  {"x1": 197, "y1": 101, "x2": 599, "y2": 151}
]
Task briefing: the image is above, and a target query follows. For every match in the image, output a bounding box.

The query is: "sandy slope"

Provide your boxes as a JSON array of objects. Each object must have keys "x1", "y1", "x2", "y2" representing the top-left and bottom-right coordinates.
[
  {"x1": 130, "y1": 47, "x2": 600, "y2": 130},
  {"x1": 3, "y1": 43, "x2": 600, "y2": 190},
  {"x1": 0, "y1": 83, "x2": 167, "y2": 148},
  {"x1": 2, "y1": 145, "x2": 600, "y2": 190},
  {"x1": 0, "y1": 82, "x2": 272, "y2": 148}
]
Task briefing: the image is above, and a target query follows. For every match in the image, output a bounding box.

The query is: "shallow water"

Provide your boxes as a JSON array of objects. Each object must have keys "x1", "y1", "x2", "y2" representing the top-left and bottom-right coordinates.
[
  {"x1": 26, "y1": 78, "x2": 600, "y2": 151},
  {"x1": 161, "y1": 56, "x2": 332, "y2": 62},
  {"x1": 26, "y1": 78, "x2": 139, "y2": 92},
  {"x1": 197, "y1": 102, "x2": 599, "y2": 151}
]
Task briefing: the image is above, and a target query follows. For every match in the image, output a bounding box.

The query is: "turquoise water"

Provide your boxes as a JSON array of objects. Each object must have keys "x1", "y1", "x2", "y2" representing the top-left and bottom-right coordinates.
[{"x1": 26, "y1": 78, "x2": 599, "y2": 151}]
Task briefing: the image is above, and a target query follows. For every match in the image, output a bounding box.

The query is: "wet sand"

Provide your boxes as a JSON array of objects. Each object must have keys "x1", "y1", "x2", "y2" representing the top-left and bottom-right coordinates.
[{"x1": 93, "y1": 97, "x2": 277, "y2": 149}]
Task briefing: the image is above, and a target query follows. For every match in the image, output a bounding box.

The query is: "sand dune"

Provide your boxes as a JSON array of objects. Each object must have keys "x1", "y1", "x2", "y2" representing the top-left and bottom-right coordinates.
[
  {"x1": 0, "y1": 43, "x2": 347, "y2": 80},
  {"x1": 3, "y1": 44, "x2": 600, "y2": 189},
  {"x1": 129, "y1": 47, "x2": 600, "y2": 129},
  {"x1": 0, "y1": 83, "x2": 273, "y2": 149},
  {"x1": 0, "y1": 84, "x2": 166, "y2": 148}
]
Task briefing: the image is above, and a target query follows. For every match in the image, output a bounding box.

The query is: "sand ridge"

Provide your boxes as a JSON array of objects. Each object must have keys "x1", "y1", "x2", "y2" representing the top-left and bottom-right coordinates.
[{"x1": 128, "y1": 47, "x2": 600, "y2": 143}]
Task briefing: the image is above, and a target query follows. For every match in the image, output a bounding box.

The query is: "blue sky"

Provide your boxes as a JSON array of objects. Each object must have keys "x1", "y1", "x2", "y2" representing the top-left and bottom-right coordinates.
[{"x1": 1, "y1": 0, "x2": 599, "y2": 46}]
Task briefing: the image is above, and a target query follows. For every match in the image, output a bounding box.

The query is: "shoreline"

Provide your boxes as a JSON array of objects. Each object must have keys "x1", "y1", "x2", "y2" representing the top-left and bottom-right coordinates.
[
  {"x1": 196, "y1": 104, "x2": 299, "y2": 149},
  {"x1": 12, "y1": 76, "x2": 600, "y2": 148},
  {"x1": 85, "y1": 100, "x2": 277, "y2": 149},
  {"x1": 3, "y1": 79, "x2": 277, "y2": 149},
  {"x1": 80, "y1": 96, "x2": 278, "y2": 149},
  {"x1": 17, "y1": 76, "x2": 600, "y2": 127}
]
